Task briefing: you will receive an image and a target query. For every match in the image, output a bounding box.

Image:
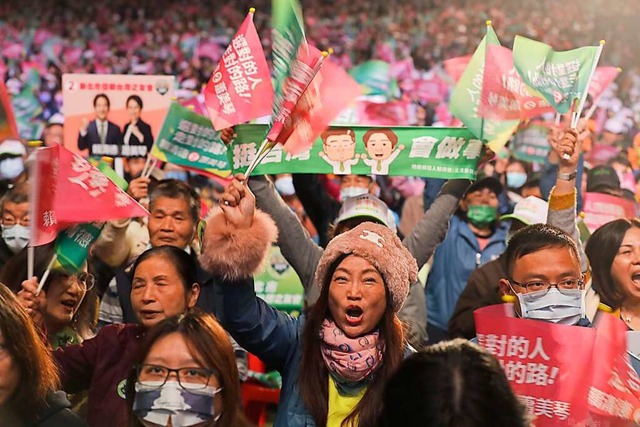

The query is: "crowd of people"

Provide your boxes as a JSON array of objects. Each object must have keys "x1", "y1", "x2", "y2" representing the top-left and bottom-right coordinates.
[{"x1": 2, "y1": 0, "x2": 640, "y2": 426}]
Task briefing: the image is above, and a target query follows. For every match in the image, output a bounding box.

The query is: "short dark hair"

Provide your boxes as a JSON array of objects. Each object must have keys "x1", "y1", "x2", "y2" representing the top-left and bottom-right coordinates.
[
  {"x1": 126, "y1": 94, "x2": 143, "y2": 110},
  {"x1": 379, "y1": 339, "x2": 529, "y2": 427},
  {"x1": 586, "y1": 219, "x2": 640, "y2": 309},
  {"x1": 505, "y1": 224, "x2": 579, "y2": 276},
  {"x1": 149, "y1": 179, "x2": 201, "y2": 223},
  {"x1": 93, "y1": 93, "x2": 110, "y2": 108},
  {"x1": 132, "y1": 246, "x2": 198, "y2": 291},
  {"x1": 1, "y1": 181, "x2": 29, "y2": 214}
]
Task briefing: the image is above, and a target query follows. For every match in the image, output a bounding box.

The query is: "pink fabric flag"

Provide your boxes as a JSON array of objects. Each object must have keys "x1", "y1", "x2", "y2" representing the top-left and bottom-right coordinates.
[
  {"x1": 268, "y1": 45, "x2": 362, "y2": 154},
  {"x1": 30, "y1": 146, "x2": 148, "y2": 246},
  {"x1": 479, "y1": 44, "x2": 554, "y2": 120},
  {"x1": 589, "y1": 66, "x2": 621, "y2": 102},
  {"x1": 443, "y1": 55, "x2": 471, "y2": 84},
  {"x1": 204, "y1": 11, "x2": 273, "y2": 131}
]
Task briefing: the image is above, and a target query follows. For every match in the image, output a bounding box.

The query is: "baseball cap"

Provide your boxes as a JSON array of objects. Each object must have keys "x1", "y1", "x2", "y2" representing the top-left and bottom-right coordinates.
[
  {"x1": 587, "y1": 165, "x2": 620, "y2": 193},
  {"x1": 336, "y1": 193, "x2": 391, "y2": 229},
  {"x1": 501, "y1": 196, "x2": 549, "y2": 225},
  {"x1": 465, "y1": 176, "x2": 503, "y2": 197},
  {"x1": 0, "y1": 140, "x2": 26, "y2": 157}
]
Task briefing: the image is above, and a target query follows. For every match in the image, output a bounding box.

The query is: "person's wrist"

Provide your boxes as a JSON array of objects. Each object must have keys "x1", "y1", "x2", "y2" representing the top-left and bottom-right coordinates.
[{"x1": 558, "y1": 165, "x2": 577, "y2": 174}]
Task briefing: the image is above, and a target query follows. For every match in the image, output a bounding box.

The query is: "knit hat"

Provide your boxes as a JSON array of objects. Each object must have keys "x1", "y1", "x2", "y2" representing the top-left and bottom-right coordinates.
[{"x1": 315, "y1": 222, "x2": 418, "y2": 312}]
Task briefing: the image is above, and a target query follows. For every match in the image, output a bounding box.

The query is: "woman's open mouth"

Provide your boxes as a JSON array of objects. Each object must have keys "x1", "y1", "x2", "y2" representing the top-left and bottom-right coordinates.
[{"x1": 345, "y1": 306, "x2": 364, "y2": 325}]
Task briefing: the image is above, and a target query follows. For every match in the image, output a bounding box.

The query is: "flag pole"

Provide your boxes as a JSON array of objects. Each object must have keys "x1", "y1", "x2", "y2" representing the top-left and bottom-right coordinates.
[
  {"x1": 243, "y1": 49, "x2": 329, "y2": 179},
  {"x1": 35, "y1": 254, "x2": 57, "y2": 296},
  {"x1": 571, "y1": 40, "x2": 605, "y2": 128},
  {"x1": 27, "y1": 246, "x2": 34, "y2": 279}
]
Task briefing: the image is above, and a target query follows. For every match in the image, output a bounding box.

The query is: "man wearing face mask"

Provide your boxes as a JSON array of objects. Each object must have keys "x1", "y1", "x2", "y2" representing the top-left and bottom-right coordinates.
[
  {"x1": 0, "y1": 182, "x2": 30, "y2": 269},
  {"x1": 0, "y1": 139, "x2": 27, "y2": 196},
  {"x1": 498, "y1": 223, "x2": 588, "y2": 326},
  {"x1": 425, "y1": 176, "x2": 509, "y2": 343}
]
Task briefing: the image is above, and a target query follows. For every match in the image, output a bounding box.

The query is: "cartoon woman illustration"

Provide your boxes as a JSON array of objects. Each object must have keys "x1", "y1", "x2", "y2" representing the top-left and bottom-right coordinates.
[
  {"x1": 319, "y1": 128, "x2": 360, "y2": 174},
  {"x1": 361, "y1": 128, "x2": 404, "y2": 175}
]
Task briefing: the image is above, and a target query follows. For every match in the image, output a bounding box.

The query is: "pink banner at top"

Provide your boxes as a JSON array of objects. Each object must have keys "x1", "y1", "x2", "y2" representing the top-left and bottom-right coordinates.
[
  {"x1": 203, "y1": 11, "x2": 273, "y2": 131},
  {"x1": 479, "y1": 45, "x2": 554, "y2": 121},
  {"x1": 443, "y1": 55, "x2": 471, "y2": 84},
  {"x1": 589, "y1": 66, "x2": 621, "y2": 102},
  {"x1": 582, "y1": 192, "x2": 637, "y2": 233},
  {"x1": 475, "y1": 304, "x2": 595, "y2": 426}
]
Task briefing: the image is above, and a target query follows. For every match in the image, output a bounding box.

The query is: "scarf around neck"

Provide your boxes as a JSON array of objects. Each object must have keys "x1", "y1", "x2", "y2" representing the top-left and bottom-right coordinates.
[{"x1": 319, "y1": 318, "x2": 384, "y2": 387}]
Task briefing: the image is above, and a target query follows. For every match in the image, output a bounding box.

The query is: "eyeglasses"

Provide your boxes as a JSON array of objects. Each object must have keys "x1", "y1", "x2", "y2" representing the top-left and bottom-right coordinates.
[
  {"x1": 136, "y1": 364, "x2": 217, "y2": 390},
  {"x1": 68, "y1": 273, "x2": 95, "y2": 293},
  {"x1": 509, "y1": 276, "x2": 584, "y2": 295}
]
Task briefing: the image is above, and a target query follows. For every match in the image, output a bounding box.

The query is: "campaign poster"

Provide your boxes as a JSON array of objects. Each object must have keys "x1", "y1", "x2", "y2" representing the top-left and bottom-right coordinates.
[{"x1": 62, "y1": 74, "x2": 174, "y2": 158}]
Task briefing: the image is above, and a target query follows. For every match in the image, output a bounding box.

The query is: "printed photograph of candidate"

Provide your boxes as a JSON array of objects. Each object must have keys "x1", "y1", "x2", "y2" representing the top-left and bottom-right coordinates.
[{"x1": 77, "y1": 93, "x2": 122, "y2": 157}]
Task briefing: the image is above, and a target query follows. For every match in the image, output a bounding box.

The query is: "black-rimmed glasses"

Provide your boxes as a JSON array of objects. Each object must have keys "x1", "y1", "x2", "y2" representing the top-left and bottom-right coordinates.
[
  {"x1": 136, "y1": 364, "x2": 217, "y2": 390},
  {"x1": 508, "y1": 275, "x2": 584, "y2": 295}
]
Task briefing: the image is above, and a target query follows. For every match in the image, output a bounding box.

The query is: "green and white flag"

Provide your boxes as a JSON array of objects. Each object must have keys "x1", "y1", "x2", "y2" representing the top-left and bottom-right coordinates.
[
  {"x1": 254, "y1": 246, "x2": 304, "y2": 316},
  {"x1": 230, "y1": 124, "x2": 484, "y2": 180},
  {"x1": 55, "y1": 223, "x2": 104, "y2": 273},
  {"x1": 448, "y1": 23, "x2": 519, "y2": 151},
  {"x1": 271, "y1": 0, "x2": 307, "y2": 119},
  {"x1": 513, "y1": 36, "x2": 601, "y2": 114}
]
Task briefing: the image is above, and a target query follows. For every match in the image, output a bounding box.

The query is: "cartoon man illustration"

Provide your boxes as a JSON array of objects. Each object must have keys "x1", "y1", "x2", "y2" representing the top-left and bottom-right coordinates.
[
  {"x1": 319, "y1": 128, "x2": 360, "y2": 174},
  {"x1": 361, "y1": 128, "x2": 404, "y2": 175}
]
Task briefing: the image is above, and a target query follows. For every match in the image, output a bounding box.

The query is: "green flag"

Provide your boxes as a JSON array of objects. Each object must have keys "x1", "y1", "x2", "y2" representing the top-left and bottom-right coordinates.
[
  {"x1": 349, "y1": 60, "x2": 398, "y2": 98},
  {"x1": 513, "y1": 36, "x2": 600, "y2": 114},
  {"x1": 97, "y1": 161, "x2": 129, "y2": 191},
  {"x1": 55, "y1": 223, "x2": 104, "y2": 273},
  {"x1": 271, "y1": 0, "x2": 307, "y2": 119},
  {"x1": 449, "y1": 23, "x2": 519, "y2": 150}
]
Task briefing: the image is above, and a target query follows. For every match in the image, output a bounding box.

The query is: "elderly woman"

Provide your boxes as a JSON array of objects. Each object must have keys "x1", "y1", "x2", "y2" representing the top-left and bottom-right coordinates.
[{"x1": 200, "y1": 175, "x2": 418, "y2": 426}]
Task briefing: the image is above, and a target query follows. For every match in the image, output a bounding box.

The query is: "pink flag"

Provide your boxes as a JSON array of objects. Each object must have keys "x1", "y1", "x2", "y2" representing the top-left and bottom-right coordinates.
[
  {"x1": 204, "y1": 11, "x2": 273, "y2": 131},
  {"x1": 443, "y1": 55, "x2": 471, "y2": 84},
  {"x1": 268, "y1": 45, "x2": 362, "y2": 154},
  {"x1": 357, "y1": 100, "x2": 410, "y2": 126},
  {"x1": 479, "y1": 45, "x2": 554, "y2": 120},
  {"x1": 582, "y1": 192, "x2": 637, "y2": 233},
  {"x1": 30, "y1": 146, "x2": 149, "y2": 246},
  {"x1": 589, "y1": 66, "x2": 621, "y2": 102}
]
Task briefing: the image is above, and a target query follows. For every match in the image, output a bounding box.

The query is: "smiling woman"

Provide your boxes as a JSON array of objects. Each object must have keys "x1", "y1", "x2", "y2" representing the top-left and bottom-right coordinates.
[{"x1": 199, "y1": 174, "x2": 419, "y2": 427}]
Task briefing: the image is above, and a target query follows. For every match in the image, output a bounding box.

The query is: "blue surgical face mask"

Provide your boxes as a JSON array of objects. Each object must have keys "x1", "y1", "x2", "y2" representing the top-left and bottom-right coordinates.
[
  {"x1": 0, "y1": 157, "x2": 24, "y2": 181},
  {"x1": 515, "y1": 287, "x2": 585, "y2": 325},
  {"x1": 340, "y1": 186, "x2": 369, "y2": 201},
  {"x1": 275, "y1": 176, "x2": 295, "y2": 197},
  {"x1": 1, "y1": 224, "x2": 30, "y2": 254},
  {"x1": 164, "y1": 171, "x2": 189, "y2": 182},
  {"x1": 506, "y1": 171, "x2": 528, "y2": 189},
  {"x1": 133, "y1": 380, "x2": 222, "y2": 427}
]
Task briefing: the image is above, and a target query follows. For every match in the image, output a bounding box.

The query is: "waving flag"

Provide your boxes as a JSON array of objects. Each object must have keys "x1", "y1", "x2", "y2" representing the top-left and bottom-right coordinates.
[
  {"x1": 449, "y1": 22, "x2": 519, "y2": 150},
  {"x1": 589, "y1": 66, "x2": 621, "y2": 102},
  {"x1": 443, "y1": 55, "x2": 472, "y2": 84},
  {"x1": 30, "y1": 145, "x2": 148, "y2": 246},
  {"x1": 0, "y1": 80, "x2": 18, "y2": 140},
  {"x1": 479, "y1": 44, "x2": 554, "y2": 121},
  {"x1": 513, "y1": 36, "x2": 602, "y2": 114},
  {"x1": 204, "y1": 9, "x2": 273, "y2": 130}
]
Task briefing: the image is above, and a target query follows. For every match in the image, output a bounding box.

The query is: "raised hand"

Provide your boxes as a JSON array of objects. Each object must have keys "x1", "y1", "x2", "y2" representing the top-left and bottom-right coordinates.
[{"x1": 219, "y1": 173, "x2": 256, "y2": 230}]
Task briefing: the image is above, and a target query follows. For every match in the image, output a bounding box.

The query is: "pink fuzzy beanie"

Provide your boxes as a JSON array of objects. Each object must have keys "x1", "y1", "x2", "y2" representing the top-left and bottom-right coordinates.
[
  {"x1": 315, "y1": 222, "x2": 418, "y2": 312},
  {"x1": 198, "y1": 207, "x2": 278, "y2": 281}
]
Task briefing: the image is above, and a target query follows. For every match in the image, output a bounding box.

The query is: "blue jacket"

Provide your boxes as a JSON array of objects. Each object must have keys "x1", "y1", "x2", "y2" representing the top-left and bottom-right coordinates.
[
  {"x1": 221, "y1": 279, "x2": 314, "y2": 426},
  {"x1": 425, "y1": 215, "x2": 509, "y2": 330}
]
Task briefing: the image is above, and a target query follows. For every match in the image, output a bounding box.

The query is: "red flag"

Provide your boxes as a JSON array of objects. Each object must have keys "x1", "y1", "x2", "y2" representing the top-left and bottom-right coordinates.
[
  {"x1": 588, "y1": 66, "x2": 621, "y2": 102},
  {"x1": 30, "y1": 146, "x2": 148, "y2": 246},
  {"x1": 479, "y1": 45, "x2": 554, "y2": 120},
  {"x1": 0, "y1": 80, "x2": 18, "y2": 140},
  {"x1": 443, "y1": 55, "x2": 471, "y2": 84},
  {"x1": 269, "y1": 44, "x2": 362, "y2": 154},
  {"x1": 204, "y1": 11, "x2": 273, "y2": 130}
]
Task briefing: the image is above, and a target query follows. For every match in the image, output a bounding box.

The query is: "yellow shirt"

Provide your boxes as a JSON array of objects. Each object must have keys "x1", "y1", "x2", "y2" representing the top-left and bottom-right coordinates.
[{"x1": 327, "y1": 377, "x2": 366, "y2": 427}]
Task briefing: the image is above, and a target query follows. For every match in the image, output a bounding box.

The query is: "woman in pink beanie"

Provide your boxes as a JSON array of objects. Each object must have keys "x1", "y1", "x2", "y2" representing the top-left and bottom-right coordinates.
[{"x1": 199, "y1": 174, "x2": 418, "y2": 427}]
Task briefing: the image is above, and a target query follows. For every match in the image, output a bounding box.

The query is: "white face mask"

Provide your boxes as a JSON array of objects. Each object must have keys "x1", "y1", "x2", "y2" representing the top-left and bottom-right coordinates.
[
  {"x1": 1, "y1": 224, "x2": 30, "y2": 254},
  {"x1": 340, "y1": 186, "x2": 369, "y2": 201},
  {"x1": 133, "y1": 380, "x2": 221, "y2": 427},
  {"x1": 274, "y1": 176, "x2": 295, "y2": 197},
  {"x1": 516, "y1": 287, "x2": 585, "y2": 325},
  {"x1": 0, "y1": 157, "x2": 25, "y2": 180}
]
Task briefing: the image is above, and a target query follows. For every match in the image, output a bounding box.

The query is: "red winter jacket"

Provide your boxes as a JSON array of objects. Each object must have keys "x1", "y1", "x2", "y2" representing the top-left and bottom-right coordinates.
[{"x1": 54, "y1": 324, "x2": 144, "y2": 427}]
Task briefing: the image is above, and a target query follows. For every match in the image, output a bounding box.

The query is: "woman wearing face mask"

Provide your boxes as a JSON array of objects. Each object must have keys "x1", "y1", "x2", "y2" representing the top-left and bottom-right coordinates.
[
  {"x1": 126, "y1": 311, "x2": 251, "y2": 427},
  {"x1": 8, "y1": 243, "x2": 98, "y2": 348},
  {"x1": 17, "y1": 246, "x2": 204, "y2": 427},
  {"x1": 0, "y1": 283, "x2": 87, "y2": 426},
  {"x1": 199, "y1": 177, "x2": 418, "y2": 426},
  {"x1": 586, "y1": 218, "x2": 640, "y2": 330}
]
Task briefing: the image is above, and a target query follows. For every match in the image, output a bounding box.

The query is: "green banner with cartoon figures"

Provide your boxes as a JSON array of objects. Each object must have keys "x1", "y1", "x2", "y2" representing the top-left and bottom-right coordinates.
[
  {"x1": 254, "y1": 246, "x2": 304, "y2": 316},
  {"x1": 230, "y1": 124, "x2": 483, "y2": 179}
]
